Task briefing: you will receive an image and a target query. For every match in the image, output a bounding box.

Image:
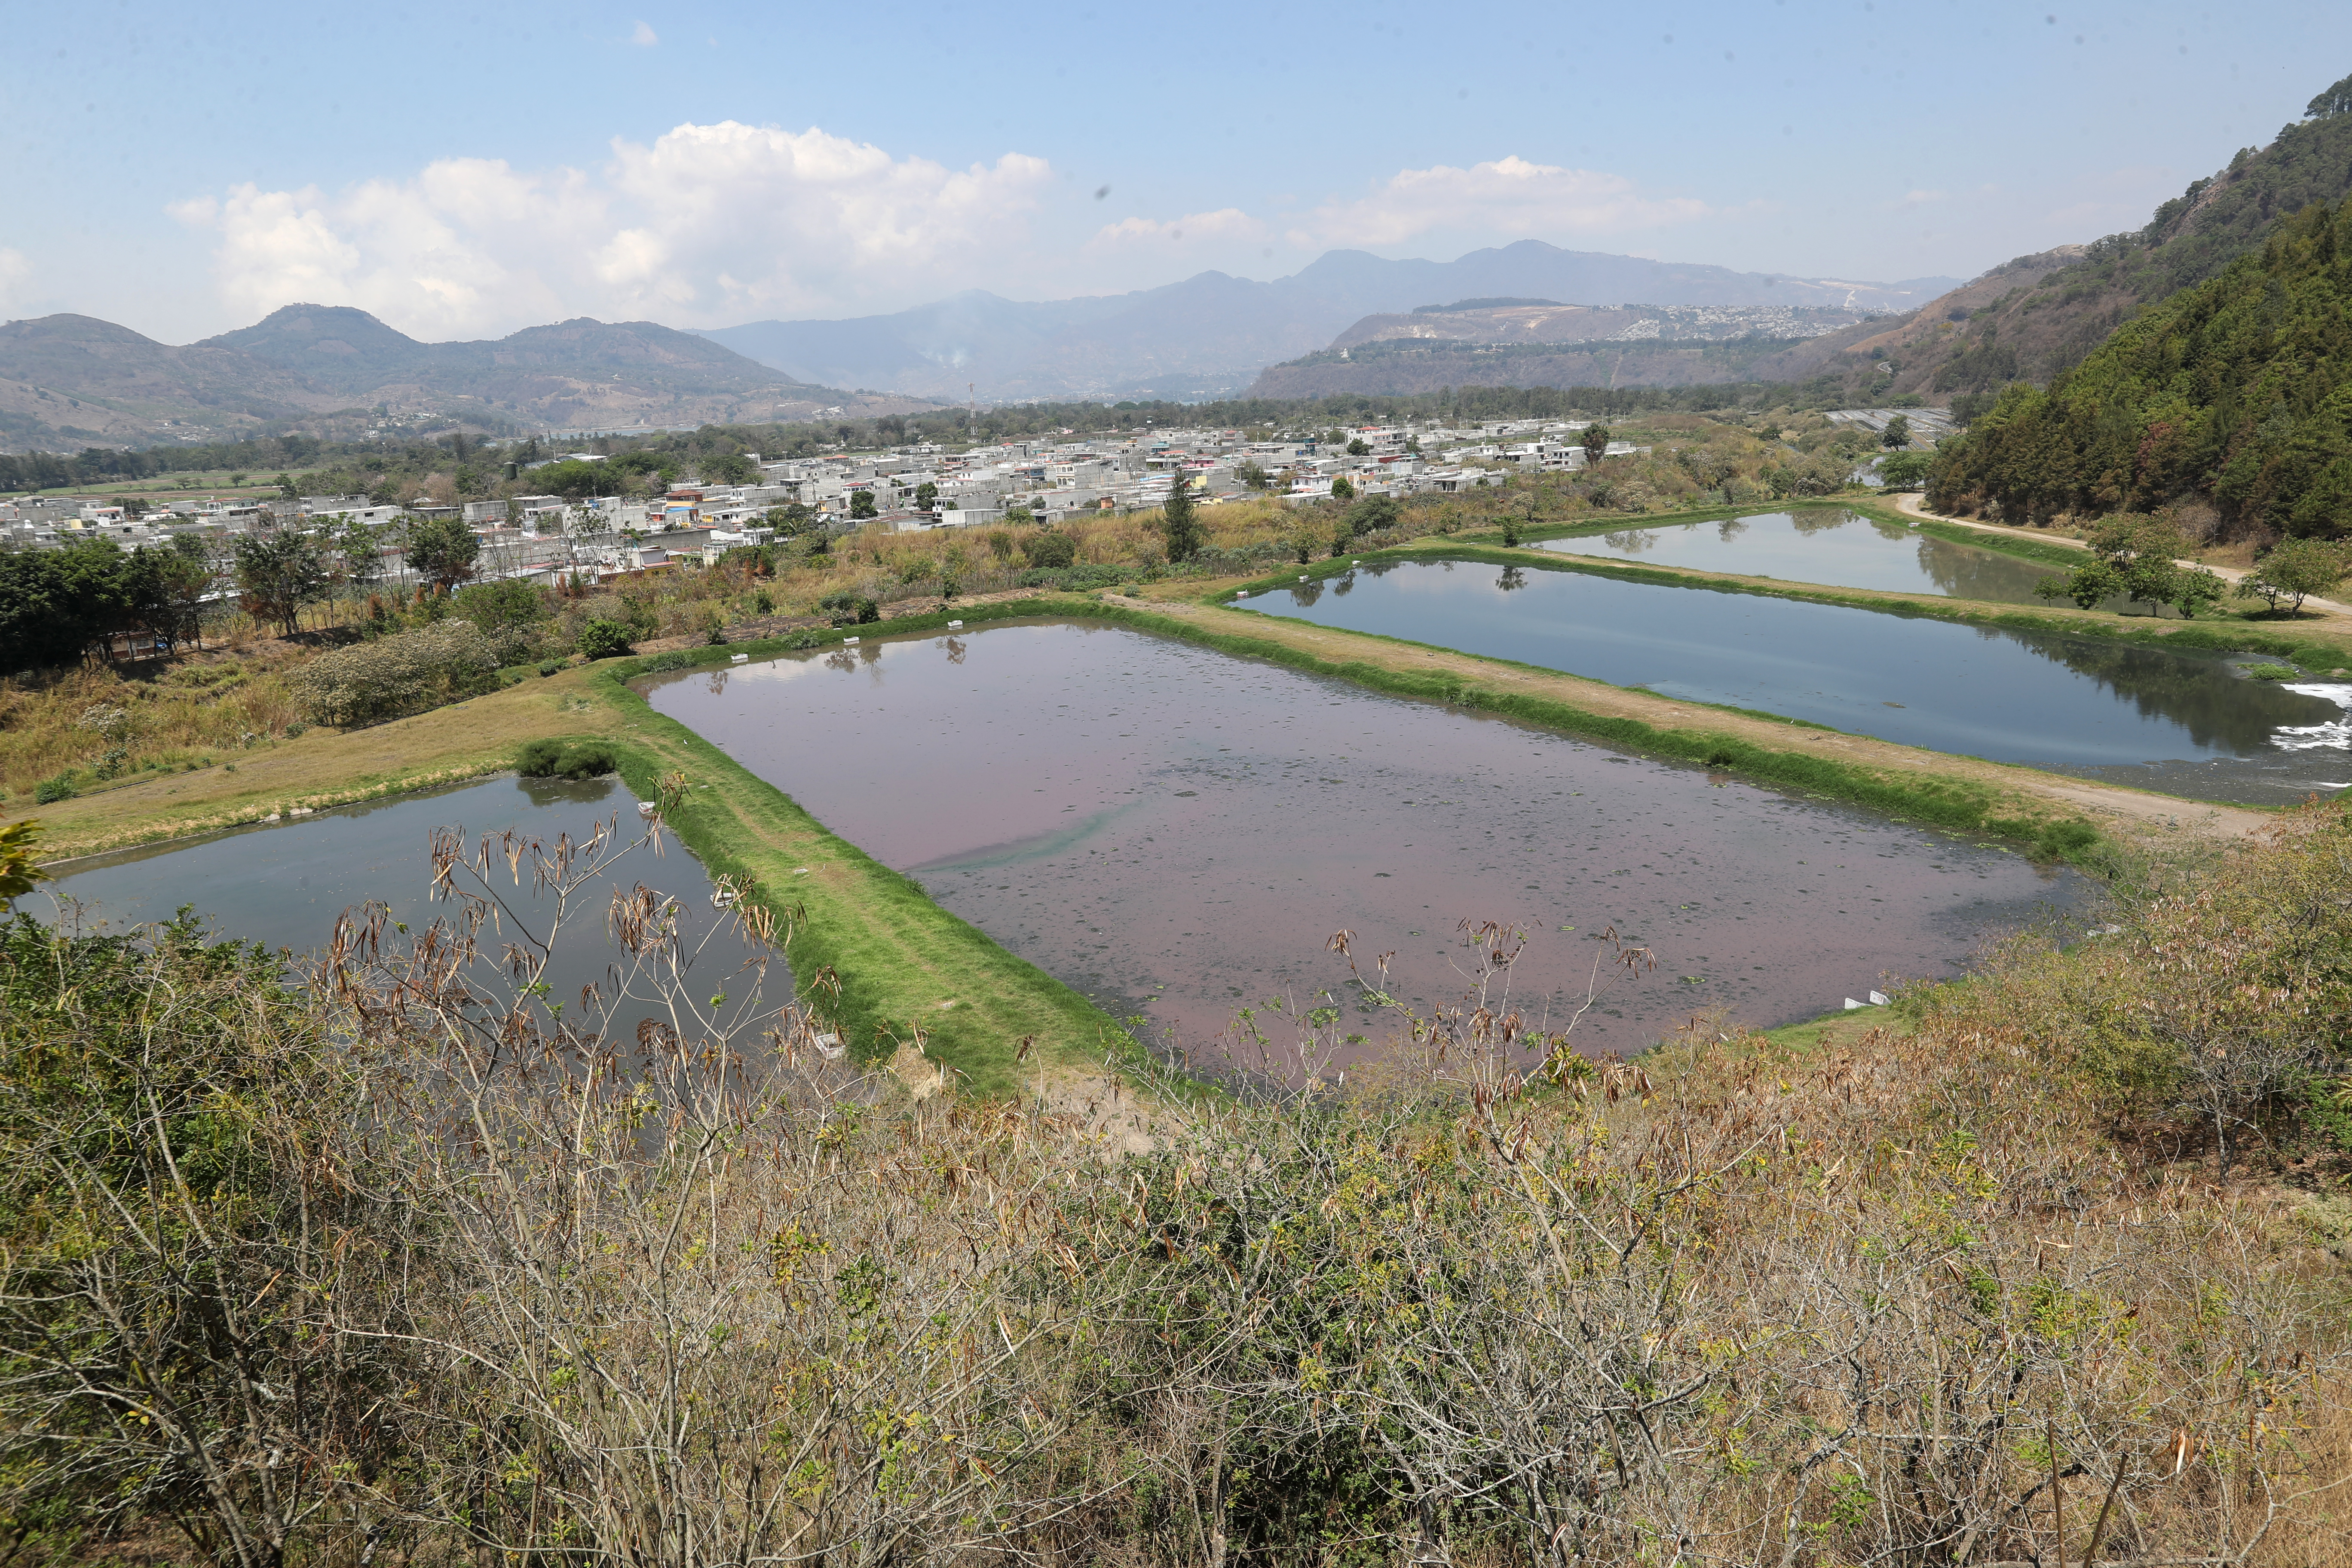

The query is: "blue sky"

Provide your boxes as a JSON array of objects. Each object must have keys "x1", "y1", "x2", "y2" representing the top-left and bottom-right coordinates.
[{"x1": 4, "y1": 0, "x2": 2345, "y2": 343}]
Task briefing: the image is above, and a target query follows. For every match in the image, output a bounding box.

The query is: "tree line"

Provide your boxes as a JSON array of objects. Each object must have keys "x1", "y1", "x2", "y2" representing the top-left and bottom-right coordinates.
[
  {"x1": 0, "y1": 513, "x2": 490, "y2": 674},
  {"x1": 1929, "y1": 196, "x2": 2352, "y2": 536}
]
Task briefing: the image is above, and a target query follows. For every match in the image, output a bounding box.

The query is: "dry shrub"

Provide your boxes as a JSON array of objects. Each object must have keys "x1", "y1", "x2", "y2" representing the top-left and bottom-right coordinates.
[
  {"x1": 6, "y1": 808, "x2": 2349, "y2": 1565},
  {"x1": 0, "y1": 653, "x2": 306, "y2": 798},
  {"x1": 2166, "y1": 494, "x2": 2227, "y2": 545},
  {"x1": 287, "y1": 619, "x2": 498, "y2": 727}
]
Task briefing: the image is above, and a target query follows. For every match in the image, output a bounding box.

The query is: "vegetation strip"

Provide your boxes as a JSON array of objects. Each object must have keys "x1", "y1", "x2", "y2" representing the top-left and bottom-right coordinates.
[
  {"x1": 1102, "y1": 594, "x2": 2116, "y2": 860},
  {"x1": 1288, "y1": 531, "x2": 2352, "y2": 674}
]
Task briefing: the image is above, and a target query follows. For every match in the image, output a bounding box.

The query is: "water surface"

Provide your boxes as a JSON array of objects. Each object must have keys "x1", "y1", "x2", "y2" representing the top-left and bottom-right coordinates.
[
  {"x1": 1537, "y1": 509, "x2": 2069, "y2": 605},
  {"x1": 1238, "y1": 559, "x2": 2350, "y2": 802},
  {"x1": 36, "y1": 774, "x2": 778, "y2": 1015},
  {"x1": 641, "y1": 622, "x2": 2082, "y2": 1057}
]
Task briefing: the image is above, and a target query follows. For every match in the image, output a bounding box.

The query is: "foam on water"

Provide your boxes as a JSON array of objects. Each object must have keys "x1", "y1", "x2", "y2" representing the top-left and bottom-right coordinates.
[{"x1": 2272, "y1": 683, "x2": 2352, "y2": 764}]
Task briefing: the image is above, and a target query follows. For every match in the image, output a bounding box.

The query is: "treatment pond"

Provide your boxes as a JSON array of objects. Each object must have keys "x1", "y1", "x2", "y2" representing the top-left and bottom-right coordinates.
[
  {"x1": 1239, "y1": 558, "x2": 2352, "y2": 803},
  {"x1": 1536, "y1": 508, "x2": 2074, "y2": 605},
  {"x1": 640, "y1": 621, "x2": 2084, "y2": 1057},
  {"x1": 36, "y1": 773, "x2": 778, "y2": 1020}
]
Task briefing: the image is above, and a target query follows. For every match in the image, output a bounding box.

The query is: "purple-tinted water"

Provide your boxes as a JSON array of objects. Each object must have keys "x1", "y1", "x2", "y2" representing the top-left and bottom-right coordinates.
[{"x1": 641, "y1": 621, "x2": 2085, "y2": 1055}]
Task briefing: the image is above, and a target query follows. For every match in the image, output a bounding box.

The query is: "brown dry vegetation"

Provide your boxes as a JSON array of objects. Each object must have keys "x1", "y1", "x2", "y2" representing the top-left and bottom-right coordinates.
[
  {"x1": 0, "y1": 635, "x2": 309, "y2": 799},
  {"x1": 5, "y1": 799, "x2": 2350, "y2": 1567}
]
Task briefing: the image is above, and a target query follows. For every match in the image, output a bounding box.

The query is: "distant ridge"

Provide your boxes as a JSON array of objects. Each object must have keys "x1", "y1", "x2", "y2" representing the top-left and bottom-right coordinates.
[
  {"x1": 697, "y1": 240, "x2": 1958, "y2": 403},
  {"x1": 0, "y1": 306, "x2": 920, "y2": 453},
  {"x1": 1412, "y1": 297, "x2": 1562, "y2": 313}
]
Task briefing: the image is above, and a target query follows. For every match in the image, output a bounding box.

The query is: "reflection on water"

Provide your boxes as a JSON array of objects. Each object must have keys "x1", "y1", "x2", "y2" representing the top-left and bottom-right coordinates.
[
  {"x1": 34, "y1": 775, "x2": 777, "y2": 1011},
  {"x1": 641, "y1": 621, "x2": 2083, "y2": 1057},
  {"x1": 1241, "y1": 558, "x2": 2345, "y2": 803},
  {"x1": 1539, "y1": 508, "x2": 2126, "y2": 609}
]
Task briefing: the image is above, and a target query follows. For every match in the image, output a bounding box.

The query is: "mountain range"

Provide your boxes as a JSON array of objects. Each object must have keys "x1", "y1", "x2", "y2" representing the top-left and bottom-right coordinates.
[
  {"x1": 695, "y1": 241, "x2": 1958, "y2": 404},
  {"x1": 0, "y1": 309, "x2": 916, "y2": 454}
]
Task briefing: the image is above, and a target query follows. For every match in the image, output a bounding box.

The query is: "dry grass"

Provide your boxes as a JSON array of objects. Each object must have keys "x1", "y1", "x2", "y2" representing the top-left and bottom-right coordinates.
[
  {"x1": 0, "y1": 635, "x2": 313, "y2": 802},
  {"x1": 3, "y1": 664, "x2": 600, "y2": 858}
]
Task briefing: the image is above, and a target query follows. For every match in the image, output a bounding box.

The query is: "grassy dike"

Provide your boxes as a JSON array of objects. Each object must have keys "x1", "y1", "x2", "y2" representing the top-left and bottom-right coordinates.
[
  {"x1": 575, "y1": 624, "x2": 1139, "y2": 1096},
  {"x1": 1128, "y1": 582, "x2": 2114, "y2": 861},
  {"x1": 1476, "y1": 498, "x2": 2352, "y2": 671}
]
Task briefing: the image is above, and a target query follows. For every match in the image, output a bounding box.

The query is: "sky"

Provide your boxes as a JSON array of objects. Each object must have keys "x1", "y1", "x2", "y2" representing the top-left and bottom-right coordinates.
[{"x1": 3, "y1": 0, "x2": 2346, "y2": 345}]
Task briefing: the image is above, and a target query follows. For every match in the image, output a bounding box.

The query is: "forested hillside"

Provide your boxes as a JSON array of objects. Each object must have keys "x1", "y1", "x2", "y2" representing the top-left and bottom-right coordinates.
[
  {"x1": 1927, "y1": 196, "x2": 2352, "y2": 535},
  {"x1": 1855, "y1": 70, "x2": 2352, "y2": 405}
]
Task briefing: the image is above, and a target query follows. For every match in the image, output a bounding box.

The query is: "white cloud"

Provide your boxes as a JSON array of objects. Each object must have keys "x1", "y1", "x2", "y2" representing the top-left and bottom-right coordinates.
[
  {"x1": 630, "y1": 21, "x2": 658, "y2": 46},
  {"x1": 1298, "y1": 155, "x2": 1706, "y2": 248},
  {"x1": 1084, "y1": 208, "x2": 1265, "y2": 255},
  {"x1": 171, "y1": 122, "x2": 1056, "y2": 339},
  {"x1": 0, "y1": 248, "x2": 34, "y2": 315}
]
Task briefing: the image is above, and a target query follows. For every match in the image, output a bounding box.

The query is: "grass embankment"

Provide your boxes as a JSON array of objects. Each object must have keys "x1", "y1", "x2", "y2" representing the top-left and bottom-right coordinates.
[
  {"x1": 578, "y1": 643, "x2": 1136, "y2": 1097},
  {"x1": 1426, "y1": 506, "x2": 2352, "y2": 671},
  {"x1": 9, "y1": 670, "x2": 592, "y2": 854},
  {"x1": 1128, "y1": 585, "x2": 2266, "y2": 851}
]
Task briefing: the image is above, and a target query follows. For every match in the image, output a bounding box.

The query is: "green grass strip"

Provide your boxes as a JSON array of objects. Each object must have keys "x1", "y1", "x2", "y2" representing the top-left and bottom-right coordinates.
[
  {"x1": 1075, "y1": 599, "x2": 2107, "y2": 863},
  {"x1": 555, "y1": 591, "x2": 2118, "y2": 1095},
  {"x1": 1230, "y1": 537, "x2": 2352, "y2": 675},
  {"x1": 569, "y1": 612, "x2": 1143, "y2": 1097}
]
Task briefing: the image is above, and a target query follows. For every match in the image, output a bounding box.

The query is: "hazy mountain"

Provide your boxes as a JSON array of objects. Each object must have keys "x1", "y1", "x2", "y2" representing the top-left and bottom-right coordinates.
[
  {"x1": 1246, "y1": 296, "x2": 1912, "y2": 398},
  {"x1": 0, "y1": 306, "x2": 919, "y2": 453},
  {"x1": 0, "y1": 314, "x2": 319, "y2": 447},
  {"x1": 204, "y1": 306, "x2": 814, "y2": 401},
  {"x1": 698, "y1": 240, "x2": 1959, "y2": 402}
]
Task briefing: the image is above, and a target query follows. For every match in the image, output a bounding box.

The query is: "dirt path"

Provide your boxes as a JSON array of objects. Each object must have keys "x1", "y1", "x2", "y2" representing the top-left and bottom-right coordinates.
[
  {"x1": 1890, "y1": 493, "x2": 2352, "y2": 621},
  {"x1": 1106, "y1": 592, "x2": 2278, "y2": 848}
]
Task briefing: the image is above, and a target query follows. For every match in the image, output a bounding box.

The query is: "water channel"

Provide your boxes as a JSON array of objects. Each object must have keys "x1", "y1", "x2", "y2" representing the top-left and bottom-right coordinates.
[
  {"x1": 1237, "y1": 558, "x2": 2352, "y2": 803},
  {"x1": 1535, "y1": 508, "x2": 2073, "y2": 605},
  {"x1": 35, "y1": 774, "x2": 779, "y2": 1020},
  {"x1": 640, "y1": 621, "x2": 2084, "y2": 1058}
]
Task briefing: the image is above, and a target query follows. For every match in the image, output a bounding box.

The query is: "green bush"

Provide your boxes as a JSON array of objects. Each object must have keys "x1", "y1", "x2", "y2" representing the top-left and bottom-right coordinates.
[
  {"x1": 1879, "y1": 450, "x2": 1933, "y2": 489},
  {"x1": 33, "y1": 773, "x2": 78, "y2": 804},
  {"x1": 515, "y1": 739, "x2": 565, "y2": 776},
  {"x1": 1023, "y1": 530, "x2": 1078, "y2": 570},
  {"x1": 2244, "y1": 663, "x2": 2300, "y2": 680},
  {"x1": 451, "y1": 579, "x2": 549, "y2": 664},
  {"x1": 287, "y1": 621, "x2": 499, "y2": 727},
  {"x1": 819, "y1": 592, "x2": 879, "y2": 627},
  {"x1": 1345, "y1": 494, "x2": 1401, "y2": 537},
  {"x1": 782, "y1": 630, "x2": 824, "y2": 650},
  {"x1": 516, "y1": 740, "x2": 619, "y2": 780},
  {"x1": 577, "y1": 619, "x2": 635, "y2": 660},
  {"x1": 638, "y1": 650, "x2": 696, "y2": 672},
  {"x1": 536, "y1": 658, "x2": 564, "y2": 677}
]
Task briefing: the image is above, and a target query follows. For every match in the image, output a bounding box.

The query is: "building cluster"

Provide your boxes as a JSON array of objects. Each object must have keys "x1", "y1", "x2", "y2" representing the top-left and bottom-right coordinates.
[
  {"x1": 0, "y1": 418, "x2": 1645, "y2": 602},
  {"x1": 691, "y1": 418, "x2": 1638, "y2": 530}
]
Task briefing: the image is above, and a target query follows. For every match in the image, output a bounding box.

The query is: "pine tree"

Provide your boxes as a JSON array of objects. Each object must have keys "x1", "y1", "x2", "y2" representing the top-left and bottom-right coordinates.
[{"x1": 1161, "y1": 479, "x2": 1204, "y2": 562}]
